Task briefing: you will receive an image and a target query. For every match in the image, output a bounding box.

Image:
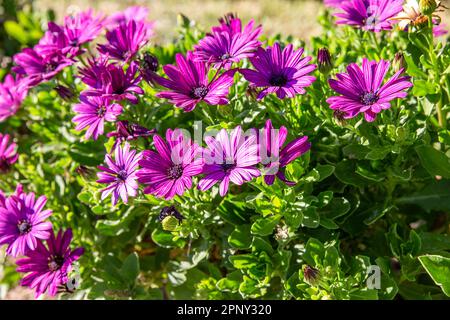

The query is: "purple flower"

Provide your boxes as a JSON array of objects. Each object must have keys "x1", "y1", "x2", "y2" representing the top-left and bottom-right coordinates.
[
  {"x1": 259, "y1": 119, "x2": 311, "y2": 186},
  {"x1": 0, "y1": 74, "x2": 28, "y2": 122},
  {"x1": 78, "y1": 55, "x2": 110, "y2": 89},
  {"x1": 193, "y1": 19, "x2": 262, "y2": 69},
  {"x1": 107, "y1": 120, "x2": 156, "y2": 150},
  {"x1": 240, "y1": 43, "x2": 317, "y2": 100},
  {"x1": 0, "y1": 192, "x2": 53, "y2": 257},
  {"x1": 198, "y1": 126, "x2": 260, "y2": 197},
  {"x1": 98, "y1": 20, "x2": 149, "y2": 62},
  {"x1": 433, "y1": 22, "x2": 448, "y2": 37},
  {"x1": 107, "y1": 5, "x2": 154, "y2": 37},
  {"x1": 72, "y1": 96, "x2": 123, "y2": 140},
  {"x1": 34, "y1": 22, "x2": 71, "y2": 57},
  {"x1": 327, "y1": 58, "x2": 413, "y2": 122},
  {"x1": 0, "y1": 133, "x2": 19, "y2": 173},
  {"x1": 12, "y1": 48, "x2": 74, "y2": 86},
  {"x1": 334, "y1": 0, "x2": 403, "y2": 32},
  {"x1": 63, "y1": 9, "x2": 105, "y2": 51},
  {"x1": 137, "y1": 129, "x2": 204, "y2": 200},
  {"x1": 212, "y1": 13, "x2": 246, "y2": 36},
  {"x1": 81, "y1": 62, "x2": 144, "y2": 104},
  {"x1": 97, "y1": 142, "x2": 142, "y2": 206},
  {"x1": 156, "y1": 52, "x2": 236, "y2": 112},
  {"x1": 139, "y1": 52, "x2": 159, "y2": 83},
  {"x1": 16, "y1": 228, "x2": 84, "y2": 298}
]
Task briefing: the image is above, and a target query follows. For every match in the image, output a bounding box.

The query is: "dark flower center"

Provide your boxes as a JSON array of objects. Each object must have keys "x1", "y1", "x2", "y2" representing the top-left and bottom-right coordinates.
[
  {"x1": 48, "y1": 255, "x2": 65, "y2": 272},
  {"x1": 45, "y1": 62, "x2": 57, "y2": 73},
  {"x1": 190, "y1": 86, "x2": 209, "y2": 99},
  {"x1": 117, "y1": 169, "x2": 128, "y2": 181},
  {"x1": 221, "y1": 162, "x2": 236, "y2": 173},
  {"x1": 17, "y1": 220, "x2": 32, "y2": 235},
  {"x1": 221, "y1": 53, "x2": 231, "y2": 60},
  {"x1": 97, "y1": 105, "x2": 107, "y2": 117},
  {"x1": 141, "y1": 53, "x2": 159, "y2": 72},
  {"x1": 360, "y1": 92, "x2": 378, "y2": 105},
  {"x1": 167, "y1": 164, "x2": 183, "y2": 179},
  {"x1": 0, "y1": 156, "x2": 11, "y2": 173},
  {"x1": 269, "y1": 74, "x2": 287, "y2": 87}
]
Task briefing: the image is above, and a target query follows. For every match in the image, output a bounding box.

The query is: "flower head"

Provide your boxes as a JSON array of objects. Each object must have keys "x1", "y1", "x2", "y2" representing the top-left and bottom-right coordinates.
[
  {"x1": 390, "y1": 0, "x2": 431, "y2": 30},
  {"x1": 72, "y1": 96, "x2": 123, "y2": 140},
  {"x1": 156, "y1": 52, "x2": 236, "y2": 112},
  {"x1": 240, "y1": 43, "x2": 317, "y2": 100},
  {"x1": 63, "y1": 9, "x2": 105, "y2": 48},
  {"x1": 139, "y1": 52, "x2": 159, "y2": 83},
  {"x1": 98, "y1": 20, "x2": 150, "y2": 62},
  {"x1": 107, "y1": 5, "x2": 154, "y2": 38},
  {"x1": 317, "y1": 47, "x2": 333, "y2": 74},
  {"x1": 16, "y1": 228, "x2": 84, "y2": 298},
  {"x1": 259, "y1": 120, "x2": 311, "y2": 186},
  {"x1": 334, "y1": 0, "x2": 404, "y2": 32},
  {"x1": 327, "y1": 58, "x2": 413, "y2": 122},
  {"x1": 137, "y1": 129, "x2": 204, "y2": 199},
  {"x1": 159, "y1": 205, "x2": 185, "y2": 222},
  {"x1": 0, "y1": 192, "x2": 53, "y2": 257},
  {"x1": 198, "y1": 126, "x2": 260, "y2": 196},
  {"x1": 0, "y1": 74, "x2": 28, "y2": 122},
  {"x1": 97, "y1": 142, "x2": 142, "y2": 206},
  {"x1": 0, "y1": 133, "x2": 19, "y2": 173},
  {"x1": 107, "y1": 120, "x2": 156, "y2": 149},
  {"x1": 78, "y1": 55, "x2": 110, "y2": 89},
  {"x1": 193, "y1": 18, "x2": 262, "y2": 69}
]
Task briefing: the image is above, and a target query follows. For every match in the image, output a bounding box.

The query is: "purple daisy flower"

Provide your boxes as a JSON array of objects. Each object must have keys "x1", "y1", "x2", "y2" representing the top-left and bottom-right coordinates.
[
  {"x1": 34, "y1": 22, "x2": 71, "y2": 57},
  {"x1": 259, "y1": 119, "x2": 311, "y2": 186},
  {"x1": 63, "y1": 9, "x2": 105, "y2": 52},
  {"x1": 107, "y1": 120, "x2": 156, "y2": 150},
  {"x1": 327, "y1": 58, "x2": 413, "y2": 122},
  {"x1": 12, "y1": 48, "x2": 74, "y2": 86},
  {"x1": 334, "y1": 0, "x2": 403, "y2": 32},
  {"x1": 98, "y1": 20, "x2": 149, "y2": 62},
  {"x1": 0, "y1": 192, "x2": 53, "y2": 257},
  {"x1": 0, "y1": 74, "x2": 29, "y2": 122},
  {"x1": 156, "y1": 52, "x2": 236, "y2": 112},
  {"x1": 193, "y1": 19, "x2": 262, "y2": 69},
  {"x1": 0, "y1": 133, "x2": 19, "y2": 173},
  {"x1": 97, "y1": 142, "x2": 142, "y2": 206},
  {"x1": 137, "y1": 129, "x2": 204, "y2": 200},
  {"x1": 198, "y1": 126, "x2": 260, "y2": 197},
  {"x1": 78, "y1": 55, "x2": 110, "y2": 89},
  {"x1": 240, "y1": 43, "x2": 317, "y2": 100},
  {"x1": 107, "y1": 6, "x2": 154, "y2": 38},
  {"x1": 212, "y1": 13, "x2": 246, "y2": 36},
  {"x1": 81, "y1": 62, "x2": 144, "y2": 104},
  {"x1": 16, "y1": 228, "x2": 84, "y2": 298},
  {"x1": 72, "y1": 96, "x2": 123, "y2": 140}
]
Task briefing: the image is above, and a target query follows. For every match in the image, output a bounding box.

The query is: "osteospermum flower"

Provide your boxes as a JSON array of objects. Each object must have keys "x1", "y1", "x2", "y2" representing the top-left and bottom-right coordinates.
[
  {"x1": 155, "y1": 52, "x2": 236, "y2": 112},
  {"x1": 0, "y1": 75, "x2": 28, "y2": 122},
  {"x1": 72, "y1": 96, "x2": 123, "y2": 140},
  {"x1": 193, "y1": 18, "x2": 262, "y2": 69},
  {"x1": 260, "y1": 119, "x2": 311, "y2": 186},
  {"x1": 327, "y1": 58, "x2": 413, "y2": 122},
  {"x1": 334, "y1": 0, "x2": 403, "y2": 32},
  {"x1": 12, "y1": 48, "x2": 74, "y2": 86},
  {"x1": 78, "y1": 55, "x2": 109, "y2": 89},
  {"x1": 16, "y1": 228, "x2": 84, "y2": 298},
  {"x1": 107, "y1": 6, "x2": 154, "y2": 38},
  {"x1": 97, "y1": 142, "x2": 142, "y2": 206},
  {"x1": 81, "y1": 62, "x2": 144, "y2": 104},
  {"x1": 0, "y1": 133, "x2": 19, "y2": 173},
  {"x1": 137, "y1": 129, "x2": 204, "y2": 199},
  {"x1": 240, "y1": 43, "x2": 317, "y2": 100},
  {"x1": 198, "y1": 126, "x2": 260, "y2": 196},
  {"x1": 0, "y1": 192, "x2": 53, "y2": 257},
  {"x1": 63, "y1": 9, "x2": 105, "y2": 53},
  {"x1": 98, "y1": 20, "x2": 150, "y2": 62},
  {"x1": 390, "y1": 0, "x2": 431, "y2": 30}
]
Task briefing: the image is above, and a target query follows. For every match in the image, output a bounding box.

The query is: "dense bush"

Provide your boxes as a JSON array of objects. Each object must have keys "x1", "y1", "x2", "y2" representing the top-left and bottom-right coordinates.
[{"x1": 0, "y1": 1, "x2": 449, "y2": 300}]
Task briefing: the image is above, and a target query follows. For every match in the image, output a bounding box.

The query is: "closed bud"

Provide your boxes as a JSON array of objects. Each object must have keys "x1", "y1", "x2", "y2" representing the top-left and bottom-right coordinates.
[
  {"x1": 393, "y1": 52, "x2": 407, "y2": 73},
  {"x1": 139, "y1": 53, "x2": 159, "y2": 83},
  {"x1": 303, "y1": 265, "x2": 320, "y2": 285},
  {"x1": 159, "y1": 205, "x2": 185, "y2": 224},
  {"x1": 419, "y1": 0, "x2": 438, "y2": 15},
  {"x1": 333, "y1": 109, "x2": 348, "y2": 126},
  {"x1": 55, "y1": 85, "x2": 74, "y2": 101},
  {"x1": 317, "y1": 47, "x2": 333, "y2": 74}
]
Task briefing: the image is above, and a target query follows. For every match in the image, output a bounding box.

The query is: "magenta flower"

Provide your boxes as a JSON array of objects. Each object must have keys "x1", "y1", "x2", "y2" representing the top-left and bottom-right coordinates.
[
  {"x1": 63, "y1": 9, "x2": 105, "y2": 51},
  {"x1": 107, "y1": 6, "x2": 154, "y2": 38},
  {"x1": 16, "y1": 228, "x2": 84, "y2": 298},
  {"x1": 433, "y1": 23, "x2": 448, "y2": 37},
  {"x1": 0, "y1": 192, "x2": 53, "y2": 257},
  {"x1": 334, "y1": 0, "x2": 403, "y2": 32},
  {"x1": 81, "y1": 62, "x2": 143, "y2": 104},
  {"x1": 193, "y1": 19, "x2": 262, "y2": 69},
  {"x1": 212, "y1": 13, "x2": 247, "y2": 36},
  {"x1": 34, "y1": 22, "x2": 71, "y2": 57},
  {"x1": 72, "y1": 96, "x2": 123, "y2": 140},
  {"x1": 97, "y1": 142, "x2": 142, "y2": 206},
  {"x1": 78, "y1": 55, "x2": 110, "y2": 89},
  {"x1": 327, "y1": 58, "x2": 413, "y2": 122},
  {"x1": 259, "y1": 120, "x2": 311, "y2": 186},
  {"x1": 240, "y1": 43, "x2": 317, "y2": 100},
  {"x1": 98, "y1": 20, "x2": 149, "y2": 62},
  {"x1": 156, "y1": 52, "x2": 236, "y2": 112},
  {"x1": 0, "y1": 133, "x2": 19, "y2": 173},
  {"x1": 12, "y1": 48, "x2": 74, "y2": 86},
  {"x1": 137, "y1": 129, "x2": 204, "y2": 200},
  {"x1": 198, "y1": 126, "x2": 260, "y2": 197},
  {"x1": 0, "y1": 75, "x2": 28, "y2": 122}
]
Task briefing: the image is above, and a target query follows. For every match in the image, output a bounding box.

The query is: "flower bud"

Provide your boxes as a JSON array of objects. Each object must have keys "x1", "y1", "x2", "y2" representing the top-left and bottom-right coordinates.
[
  {"x1": 303, "y1": 265, "x2": 320, "y2": 285},
  {"x1": 159, "y1": 205, "x2": 185, "y2": 224},
  {"x1": 139, "y1": 53, "x2": 159, "y2": 83},
  {"x1": 55, "y1": 85, "x2": 74, "y2": 101},
  {"x1": 333, "y1": 109, "x2": 348, "y2": 126},
  {"x1": 162, "y1": 216, "x2": 180, "y2": 231},
  {"x1": 317, "y1": 47, "x2": 333, "y2": 74},
  {"x1": 419, "y1": 0, "x2": 438, "y2": 15},
  {"x1": 393, "y1": 52, "x2": 407, "y2": 73}
]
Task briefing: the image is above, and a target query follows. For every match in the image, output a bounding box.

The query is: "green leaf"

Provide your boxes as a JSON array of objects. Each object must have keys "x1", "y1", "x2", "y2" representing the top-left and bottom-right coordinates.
[
  {"x1": 418, "y1": 255, "x2": 450, "y2": 297},
  {"x1": 251, "y1": 215, "x2": 280, "y2": 236},
  {"x1": 415, "y1": 145, "x2": 450, "y2": 178},
  {"x1": 228, "y1": 224, "x2": 252, "y2": 249},
  {"x1": 151, "y1": 229, "x2": 186, "y2": 248},
  {"x1": 4, "y1": 21, "x2": 28, "y2": 43},
  {"x1": 315, "y1": 164, "x2": 335, "y2": 181},
  {"x1": 229, "y1": 254, "x2": 259, "y2": 269},
  {"x1": 303, "y1": 238, "x2": 325, "y2": 266},
  {"x1": 120, "y1": 252, "x2": 140, "y2": 284},
  {"x1": 396, "y1": 180, "x2": 450, "y2": 212},
  {"x1": 335, "y1": 160, "x2": 372, "y2": 187},
  {"x1": 301, "y1": 206, "x2": 320, "y2": 228}
]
